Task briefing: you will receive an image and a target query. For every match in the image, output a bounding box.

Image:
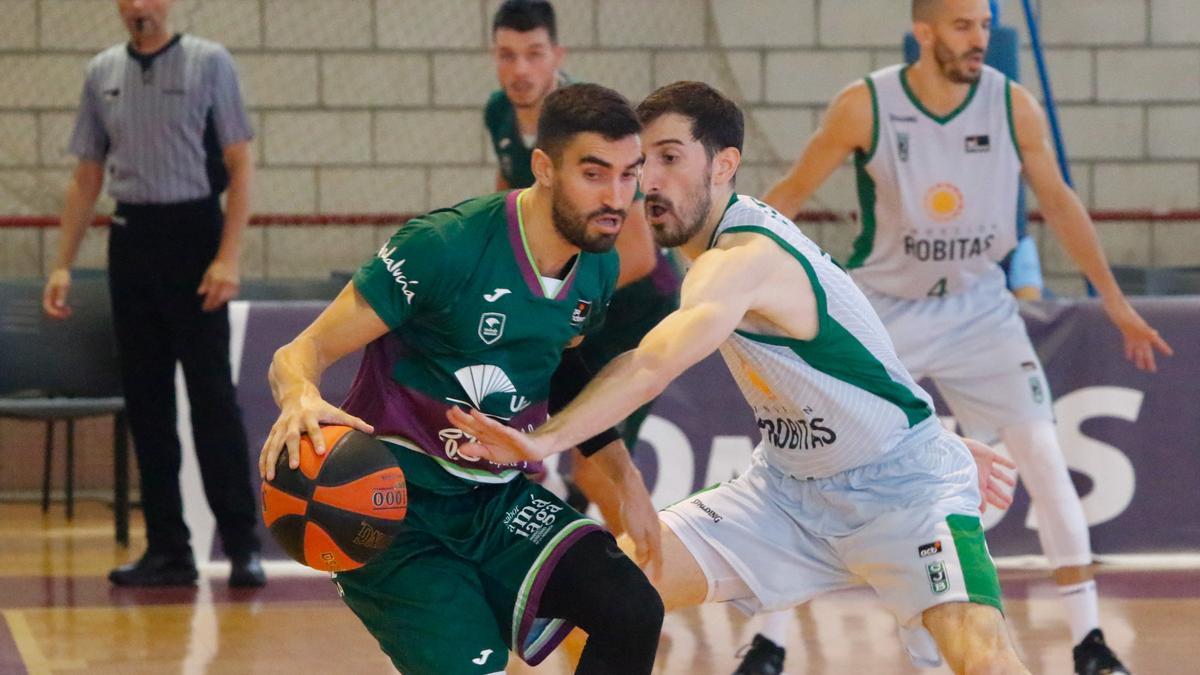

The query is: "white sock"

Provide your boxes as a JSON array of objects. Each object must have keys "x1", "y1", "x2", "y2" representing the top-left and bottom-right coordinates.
[
  {"x1": 1058, "y1": 580, "x2": 1100, "y2": 644},
  {"x1": 759, "y1": 609, "x2": 792, "y2": 649}
]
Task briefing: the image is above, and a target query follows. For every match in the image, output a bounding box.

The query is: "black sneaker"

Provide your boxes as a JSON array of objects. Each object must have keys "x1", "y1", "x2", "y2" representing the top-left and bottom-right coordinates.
[
  {"x1": 109, "y1": 551, "x2": 198, "y2": 587},
  {"x1": 229, "y1": 552, "x2": 267, "y2": 588},
  {"x1": 1073, "y1": 628, "x2": 1130, "y2": 674},
  {"x1": 733, "y1": 633, "x2": 785, "y2": 675}
]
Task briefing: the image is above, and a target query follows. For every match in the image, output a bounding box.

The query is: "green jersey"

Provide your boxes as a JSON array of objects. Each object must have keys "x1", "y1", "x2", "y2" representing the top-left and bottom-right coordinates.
[
  {"x1": 346, "y1": 190, "x2": 619, "y2": 483},
  {"x1": 484, "y1": 74, "x2": 572, "y2": 189},
  {"x1": 484, "y1": 88, "x2": 536, "y2": 188}
]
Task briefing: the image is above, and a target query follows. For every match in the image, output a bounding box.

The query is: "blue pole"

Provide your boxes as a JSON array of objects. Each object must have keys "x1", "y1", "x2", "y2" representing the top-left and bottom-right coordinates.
[
  {"x1": 1020, "y1": 0, "x2": 1095, "y2": 295},
  {"x1": 1020, "y1": 0, "x2": 1073, "y2": 186}
]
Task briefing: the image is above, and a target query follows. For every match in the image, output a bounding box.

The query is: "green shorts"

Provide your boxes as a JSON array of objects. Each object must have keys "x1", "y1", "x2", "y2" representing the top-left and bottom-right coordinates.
[{"x1": 333, "y1": 442, "x2": 602, "y2": 675}]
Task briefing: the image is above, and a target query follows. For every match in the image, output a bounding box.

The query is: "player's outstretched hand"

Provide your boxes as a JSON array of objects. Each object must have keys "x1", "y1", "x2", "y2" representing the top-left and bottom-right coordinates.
[
  {"x1": 446, "y1": 407, "x2": 553, "y2": 465},
  {"x1": 961, "y1": 437, "x2": 1017, "y2": 513},
  {"x1": 260, "y1": 394, "x2": 374, "y2": 481},
  {"x1": 1105, "y1": 299, "x2": 1173, "y2": 372}
]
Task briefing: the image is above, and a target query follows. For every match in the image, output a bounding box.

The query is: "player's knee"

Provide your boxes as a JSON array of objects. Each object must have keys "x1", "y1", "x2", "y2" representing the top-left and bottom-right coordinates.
[
  {"x1": 924, "y1": 603, "x2": 1027, "y2": 675},
  {"x1": 606, "y1": 559, "x2": 664, "y2": 640}
]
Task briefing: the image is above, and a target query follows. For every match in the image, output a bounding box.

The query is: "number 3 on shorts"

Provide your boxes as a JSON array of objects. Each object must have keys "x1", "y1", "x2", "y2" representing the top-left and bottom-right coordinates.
[{"x1": 927, "y1": 277, "x2": 947, "y2": 298}]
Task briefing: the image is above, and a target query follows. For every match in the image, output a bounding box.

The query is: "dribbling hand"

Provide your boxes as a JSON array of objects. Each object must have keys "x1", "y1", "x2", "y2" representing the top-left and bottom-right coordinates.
[{"x1": 260, "y1": 393, "x2": 373, "y2": 480}]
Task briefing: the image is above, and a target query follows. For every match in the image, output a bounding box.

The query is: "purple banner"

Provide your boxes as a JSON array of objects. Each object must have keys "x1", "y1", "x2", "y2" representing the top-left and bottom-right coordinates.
[{"x1": 233, "y1": 297, "x2": 1200, "y2": 558}]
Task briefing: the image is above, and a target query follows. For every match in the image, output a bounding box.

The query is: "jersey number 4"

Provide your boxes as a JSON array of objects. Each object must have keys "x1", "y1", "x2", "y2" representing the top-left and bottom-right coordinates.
[{"x1": 927, "y1": 278, "x2": 948, "y2": 298}]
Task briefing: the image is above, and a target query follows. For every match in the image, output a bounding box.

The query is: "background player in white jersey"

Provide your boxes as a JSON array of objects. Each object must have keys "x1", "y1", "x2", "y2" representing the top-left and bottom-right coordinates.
[
  {"x1": 762, "y1": 2, "x2": 1173, "y2": 673},
  {"x1": 449, "y1": 81, "x2": 1030, "y2": 675}
]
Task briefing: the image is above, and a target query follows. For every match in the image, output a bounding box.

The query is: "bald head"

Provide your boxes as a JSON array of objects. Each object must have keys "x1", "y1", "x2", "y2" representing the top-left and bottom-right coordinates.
[{"x1": 912, "y1": 0, "x2": 942, "y2": 21}]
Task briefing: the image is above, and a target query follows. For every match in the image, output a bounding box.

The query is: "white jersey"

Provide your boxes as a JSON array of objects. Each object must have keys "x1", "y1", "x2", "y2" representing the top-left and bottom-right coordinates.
[
  {"x1": 848, "y1": 64, "x2": 1022, "y2": 299},
  {"x1": 712, "y1": 195, "x2": 938, "y2": 479}
]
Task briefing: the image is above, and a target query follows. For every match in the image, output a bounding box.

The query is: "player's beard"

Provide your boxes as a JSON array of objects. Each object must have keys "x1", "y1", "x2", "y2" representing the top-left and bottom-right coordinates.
[
  {"x1": 933, "y1": 39, "x2": 984, "y2": 84},
  {"x1": 645, "y1": 164, "x2": 712, "y2": 248},
  {"x1": 551, "y1": 190, "x2": 623, "y2": 253}
]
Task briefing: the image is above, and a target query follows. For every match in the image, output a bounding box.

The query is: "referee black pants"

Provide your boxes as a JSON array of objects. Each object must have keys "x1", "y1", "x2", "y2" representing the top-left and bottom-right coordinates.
[{"x1": 108, "y1": 198, "x2": 260, "y2": 560}]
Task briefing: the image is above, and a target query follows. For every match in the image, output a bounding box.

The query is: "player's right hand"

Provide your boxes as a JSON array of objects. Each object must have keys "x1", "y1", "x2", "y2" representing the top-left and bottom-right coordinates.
[
  {"x1": 961, "y1": 437, "x2": 1017, "y2": 513},
  {"x1": 260, "y1": 393, "x2": 373, "y2": 480},
  {"x1": 42, "y1": 268, "x2": 72, "y2": 319},
  {"x1": 447, "y1": 407, "x2": 554, "y2": 464}
]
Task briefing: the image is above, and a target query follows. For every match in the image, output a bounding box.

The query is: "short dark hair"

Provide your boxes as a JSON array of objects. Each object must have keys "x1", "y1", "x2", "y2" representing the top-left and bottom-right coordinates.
[
  {"x1": 636, "y1": 81, "x2": 744, "y2": 159},
  {"x1": 536, "y1": 83, "x2": 641, "y2": 163},
  {"x1": 492, "y1": 0, "x2": 557, "y2": 43}
]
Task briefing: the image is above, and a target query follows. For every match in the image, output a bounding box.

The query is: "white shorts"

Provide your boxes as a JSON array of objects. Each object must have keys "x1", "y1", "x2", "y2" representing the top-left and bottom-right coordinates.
[
  {"x1": 661, "y1": 433, "x2": 1002, "y2": 668},
  {"x1": 863, "y1": 271, "x2": 1054, "y2": 442}
]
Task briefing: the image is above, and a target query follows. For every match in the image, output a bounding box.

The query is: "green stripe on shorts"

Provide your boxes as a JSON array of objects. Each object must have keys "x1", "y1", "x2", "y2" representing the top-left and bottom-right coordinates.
[
  {"x1": 511, "y1": 518, "x2": 595, "y2": 658},
  {"x1": 947, "y1": 514, "x2": 1004, "y2": 613}
]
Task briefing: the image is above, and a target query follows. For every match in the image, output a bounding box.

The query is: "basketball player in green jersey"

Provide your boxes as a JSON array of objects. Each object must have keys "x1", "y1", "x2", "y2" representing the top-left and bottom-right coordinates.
[
  {"x1": 760, "y1": 2, "x2": 1171, "y2": 673},
  {"x1": 487, "y1": 0, "x2": 681, "y2": 534},
  {"x1": 259, "y1": 84, "x2": 663, "y2": 675},
  {"x1": 450, "y1": 81, "x2": 1031, "y2": 675}
]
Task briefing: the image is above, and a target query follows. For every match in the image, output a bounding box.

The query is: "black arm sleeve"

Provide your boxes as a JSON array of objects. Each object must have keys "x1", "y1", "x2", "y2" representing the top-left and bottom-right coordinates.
[{"x1": 549, "y1": 348, "x2": 621, "y2": 457}]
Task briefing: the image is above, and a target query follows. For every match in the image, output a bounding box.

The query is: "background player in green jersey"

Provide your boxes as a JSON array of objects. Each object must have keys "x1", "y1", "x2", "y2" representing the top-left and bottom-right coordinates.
[
  {"x1": 487, "y1": 0, "x2": 681, "y2": 535},
  {"x1": 260, "y1": 84, "x2": 663, "y2": 675}
]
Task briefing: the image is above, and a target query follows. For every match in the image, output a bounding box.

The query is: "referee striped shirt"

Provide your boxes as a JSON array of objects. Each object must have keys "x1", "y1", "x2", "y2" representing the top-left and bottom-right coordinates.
[{"x1": 68, "y1": 34, "x2": 253, "y2": 205}]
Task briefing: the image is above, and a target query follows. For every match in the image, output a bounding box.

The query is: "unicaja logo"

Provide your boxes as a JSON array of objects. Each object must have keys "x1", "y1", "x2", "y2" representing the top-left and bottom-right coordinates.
[{"x1": 376, "y1": 245, "x2": 419, "y2": 304}]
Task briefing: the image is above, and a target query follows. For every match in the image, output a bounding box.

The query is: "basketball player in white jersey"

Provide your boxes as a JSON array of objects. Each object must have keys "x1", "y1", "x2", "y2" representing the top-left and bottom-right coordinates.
[
  {"x1": 449, "y1": 80, "x2": 1030, "y2": 674},
  {"x1": 761, "y1": 2, "x2": 1172, "y2": 673}
]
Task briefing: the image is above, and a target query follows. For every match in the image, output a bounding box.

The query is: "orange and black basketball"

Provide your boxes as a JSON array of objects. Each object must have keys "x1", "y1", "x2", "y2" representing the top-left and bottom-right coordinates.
[{"x1": 262, "y1": 425, "x2": 407, "y2": 572}]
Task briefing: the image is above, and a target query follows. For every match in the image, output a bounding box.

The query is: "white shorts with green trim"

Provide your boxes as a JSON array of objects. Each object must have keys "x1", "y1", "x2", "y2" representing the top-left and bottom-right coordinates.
[
  {"x1": 863, "y1": 270, "x2": 1054, "y2": 443},
  {"x1": 661, "y1": 432, "x2": 1002, "y2": 668}
]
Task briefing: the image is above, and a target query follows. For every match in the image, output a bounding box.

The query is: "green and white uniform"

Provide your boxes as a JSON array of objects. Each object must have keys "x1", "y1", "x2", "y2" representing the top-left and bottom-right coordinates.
[
  {"x1": 850, "y1": 64, "x2": 1052, "y2": 441},
  {"x1": 661, "y1": 195, "x2": 1001, "y2": 668},
  {"x1": 336, "y1": 190, "x2": 618, "y2": 673}
]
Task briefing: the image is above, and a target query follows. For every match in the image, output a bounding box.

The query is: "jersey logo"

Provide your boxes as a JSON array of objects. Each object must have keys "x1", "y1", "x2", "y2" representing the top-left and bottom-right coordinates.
[
  {"x1": 923, "y1": 183, "x2": 964, "y2": 222},
  {"x1": 571, "y1": 299, "x2": 592, "y2": 325},
  {"x1": 453, "y1": 364, "x2": 516, "y2": 408},
  {"x1": 889, "y1": 112, "x2": 917, "y2": 123},
  {"x1": 897, "y1": 132, "x2": 910, "y2": 162},
  {"x1": 965, "y1": 134, "x2": 991, "y2": 153},
  {"x1": 472, "y1": 649, "x2": 494, "y2": 665},
  {"x1": 376, "y1": 245, "x2": 419, "y2": 304},
  {"x1": 478, "y1": 312, "x2": 506, "y2": 344},
  {"x1": 484, "y1": 288, "x2": 511, "y2": 302}
]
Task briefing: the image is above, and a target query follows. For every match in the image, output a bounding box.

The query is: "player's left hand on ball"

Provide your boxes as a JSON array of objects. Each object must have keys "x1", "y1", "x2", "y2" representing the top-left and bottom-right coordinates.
[
  {"x1": 961, "y1": 437, "x2": 1017, "y2": 513},
  {"x1": 446, "y1": 407, "x2": 551, "y2": 464},
  {"x1": 1105, "y1": 300, "x2": 1173, "y2": 373}
]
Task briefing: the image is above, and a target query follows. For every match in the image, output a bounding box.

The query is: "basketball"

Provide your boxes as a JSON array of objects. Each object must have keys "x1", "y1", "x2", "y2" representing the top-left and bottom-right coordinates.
[{"x1": 261, "y1": 426, "x2": 407, "y2": 572}]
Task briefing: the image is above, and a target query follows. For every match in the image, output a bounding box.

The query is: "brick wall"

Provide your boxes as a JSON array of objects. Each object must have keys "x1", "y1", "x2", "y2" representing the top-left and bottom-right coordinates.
[{"x1": 0, "y1": 0, "x2": 1198, "y2": 295}]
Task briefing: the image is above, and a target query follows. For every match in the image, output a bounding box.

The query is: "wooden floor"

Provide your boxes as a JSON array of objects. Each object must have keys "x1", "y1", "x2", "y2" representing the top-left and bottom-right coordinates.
[{"x1": 2, "y1": 502, "x2": 1196, "y2": 674}]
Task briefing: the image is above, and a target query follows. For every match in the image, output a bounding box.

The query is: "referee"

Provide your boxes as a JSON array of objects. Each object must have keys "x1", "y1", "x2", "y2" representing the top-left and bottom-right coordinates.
[{"x1": 42, "y1": 0, "x2": 263, "y2": 587}]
